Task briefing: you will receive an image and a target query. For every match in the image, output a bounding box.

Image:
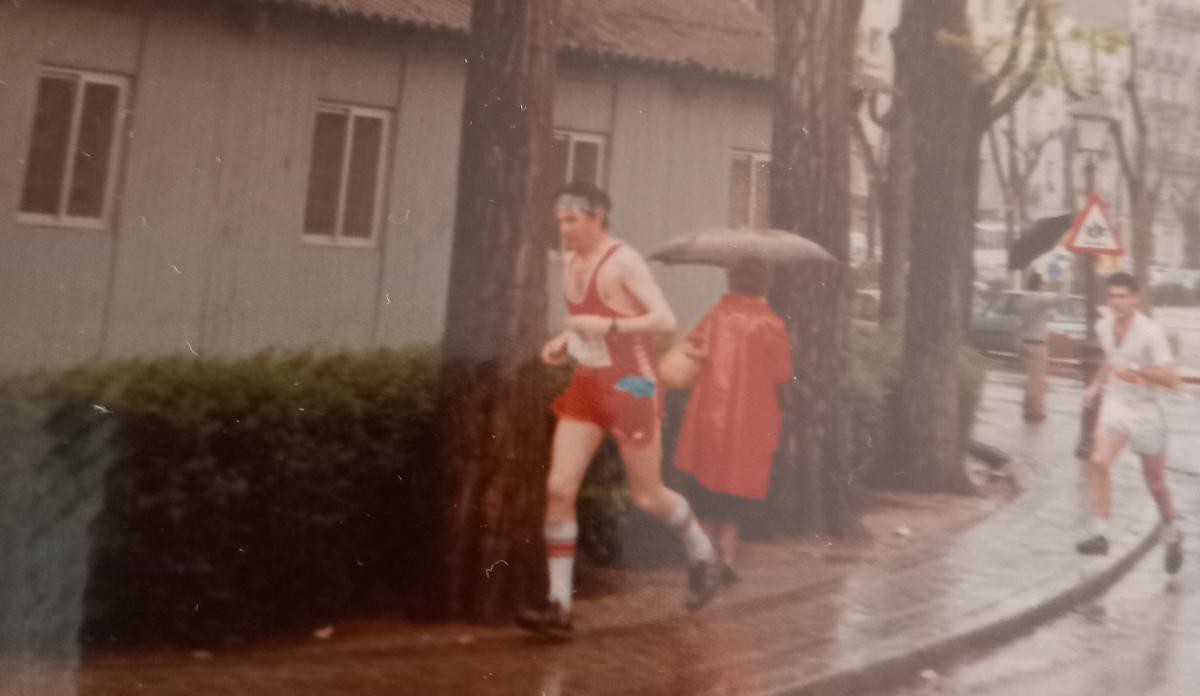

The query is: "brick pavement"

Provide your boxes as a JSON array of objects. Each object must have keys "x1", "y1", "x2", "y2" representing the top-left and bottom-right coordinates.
[{"x1": 69, "y1": 371, "x2": 1173, "y2": 695}]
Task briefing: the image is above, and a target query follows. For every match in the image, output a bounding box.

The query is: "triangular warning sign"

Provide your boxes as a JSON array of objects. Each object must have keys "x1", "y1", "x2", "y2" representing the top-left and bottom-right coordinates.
[{"x1": 1064, "y1": 193, "x2": 1123, "y2": 256}]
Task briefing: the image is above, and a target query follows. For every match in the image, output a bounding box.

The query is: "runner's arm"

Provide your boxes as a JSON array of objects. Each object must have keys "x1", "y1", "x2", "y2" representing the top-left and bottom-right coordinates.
[
  {"x1": 610, "y1": 249, "x2": 677, "y2": 334},
  {"x1": 1131, "y1": 325, "x2": 1182, "y2": 389},
  {"x1": 1133, "y1": 365, "x2": 1181, "y2": 389}
]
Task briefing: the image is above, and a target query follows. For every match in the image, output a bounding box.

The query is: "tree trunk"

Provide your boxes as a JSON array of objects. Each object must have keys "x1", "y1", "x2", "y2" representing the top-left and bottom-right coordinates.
[
  {"x1": 961, "y1": 118, "x2": 987, "y2": 327},
  {"x1": 435, "y1": 0, "x2": 560, "y2": 622},
  {"x1": 767, "y1": 0, "x2": 864, "y2": 536},
  {"x1": 878, "y1": 102, "x2": 914, "y2": 327},
  {"x1": 1174, "y1": 196, "x2": 1200, "y2": 269},
  {"x1": 888, "y1": 0, "x2": 975, "y2": 493},
  {"x1": 1130, "y1": 183, "x2": 1158, "y2": 292}
]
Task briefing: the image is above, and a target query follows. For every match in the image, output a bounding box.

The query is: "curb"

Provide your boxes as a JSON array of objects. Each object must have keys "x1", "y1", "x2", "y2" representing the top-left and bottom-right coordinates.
[{"x1": 763, "y1": 478, "x2": 1162, "y2": 696}]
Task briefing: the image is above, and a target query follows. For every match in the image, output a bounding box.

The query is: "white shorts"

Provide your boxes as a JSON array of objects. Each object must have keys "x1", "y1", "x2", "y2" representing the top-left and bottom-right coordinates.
[{"x1": 1098, "y1": 398, "x2": 1167, "y2": 456}]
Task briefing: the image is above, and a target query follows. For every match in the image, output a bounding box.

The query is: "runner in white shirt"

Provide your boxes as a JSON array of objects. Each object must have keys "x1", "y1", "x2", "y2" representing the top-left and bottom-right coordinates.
[{"x1": 1077, "y1": 272, "x2": 1184, "y2": 574}]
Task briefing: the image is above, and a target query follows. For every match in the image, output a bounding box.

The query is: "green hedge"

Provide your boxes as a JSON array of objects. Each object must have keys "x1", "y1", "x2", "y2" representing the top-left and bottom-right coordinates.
[{"x1": 42, "y1": 348, "x2": 444, "y2": 645}]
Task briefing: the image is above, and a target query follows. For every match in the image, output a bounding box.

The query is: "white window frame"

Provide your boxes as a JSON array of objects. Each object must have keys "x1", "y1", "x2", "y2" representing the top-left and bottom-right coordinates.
[
  {"x1": 18, "y1": 68, "x2": 130, "y2": 231},
  {"x1": 302, "y1": 102, "x2": 392, "y2": 249},
  {"x1": 553, "y1": 129, "x2": 607, "y2": 186},
  {"x1": 730, "y1": 150, "x2": 771, "y2": 229}
]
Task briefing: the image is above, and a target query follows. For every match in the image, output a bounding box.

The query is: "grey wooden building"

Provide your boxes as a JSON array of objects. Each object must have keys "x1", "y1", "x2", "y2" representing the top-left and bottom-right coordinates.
[{"x1": 0, "y1": 0, "x2": 782, "y2": 374}]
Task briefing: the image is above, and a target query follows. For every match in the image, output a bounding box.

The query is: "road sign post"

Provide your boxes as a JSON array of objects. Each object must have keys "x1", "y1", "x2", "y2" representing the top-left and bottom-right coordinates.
[{"x1": 1065, "y1": 192, "x2": 1122, "y2": 457}]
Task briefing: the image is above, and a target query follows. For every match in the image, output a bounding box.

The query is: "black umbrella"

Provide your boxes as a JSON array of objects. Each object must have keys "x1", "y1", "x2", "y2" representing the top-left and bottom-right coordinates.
[{"x1": 1007, "y1": 213, "x2": 1076, "y2": 271}]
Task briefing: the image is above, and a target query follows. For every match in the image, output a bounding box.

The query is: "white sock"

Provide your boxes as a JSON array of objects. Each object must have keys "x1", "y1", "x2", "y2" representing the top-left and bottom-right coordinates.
[
  {"x1": 1088, "y1": 516, "x2": 1109, "y2": 538},
  {"x1": 665, "y1": 494, "x2": 715, "y2": 562},
  {"x1": 545, "y1": 520, "x2": 577, "y2": 611},
  {"x1": 1163, "y1": 522, "x2": 1181, "y2": 544}
]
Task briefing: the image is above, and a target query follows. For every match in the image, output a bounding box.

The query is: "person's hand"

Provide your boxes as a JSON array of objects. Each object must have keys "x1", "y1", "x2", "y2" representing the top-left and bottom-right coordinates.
[
  {"x1": 564, "y1": 314, "x2": 611, "y2": 338},
  {"x1": 541, "y1": 333, "x2": 569, "y2": 366},
  {"x1": 1110, "y1": 358, "x2": 1142, "y2": 384},
  {"x1": 1113, "y1": 368, "x2": 1144, "y2": 385}
]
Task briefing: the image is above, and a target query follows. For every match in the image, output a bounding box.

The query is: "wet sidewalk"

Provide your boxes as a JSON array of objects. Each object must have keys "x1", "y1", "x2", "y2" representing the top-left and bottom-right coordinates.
[{"x1": 76, "y1": 371, "x2": 1176, "y2": 696}]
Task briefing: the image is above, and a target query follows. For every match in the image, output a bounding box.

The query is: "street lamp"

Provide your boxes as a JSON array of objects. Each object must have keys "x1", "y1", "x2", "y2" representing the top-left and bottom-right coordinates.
[{"x1": 1067, "y1": 94, "x2": 1117, "y2": 457}]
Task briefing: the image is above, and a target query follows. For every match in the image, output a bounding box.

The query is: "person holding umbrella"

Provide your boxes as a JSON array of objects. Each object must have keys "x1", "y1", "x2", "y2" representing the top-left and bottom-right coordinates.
[
  {"x1": 650, "y1": 226, "x2": 834, "y2": 579},
  {"x1": 671, "y1": 257, "x2": 793, "y2": 581}
]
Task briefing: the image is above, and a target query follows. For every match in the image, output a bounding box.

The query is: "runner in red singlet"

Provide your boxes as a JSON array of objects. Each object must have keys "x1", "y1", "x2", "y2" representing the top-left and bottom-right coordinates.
[
  {"x1": 516, "y1": 182, "x2": 721, "y2": 640},
  {"x1": 552, "y1": 241, "x2": 662, "y2": 443}
]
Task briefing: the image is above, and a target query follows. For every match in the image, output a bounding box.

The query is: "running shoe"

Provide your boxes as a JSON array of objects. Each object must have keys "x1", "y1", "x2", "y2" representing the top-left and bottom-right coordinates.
[
  {"x1": 685, "y1": 559, "x2": 721, "y2": 611},
  {"x1": 515, "y1": 601, "x2": 573, "y2": 641},
  {"x1": 1075, "y1": 535, "x2": 1109, "y2": 555},
  {"x1": 1165, "y1": 529, "x2": 1183, "y2": 575}
]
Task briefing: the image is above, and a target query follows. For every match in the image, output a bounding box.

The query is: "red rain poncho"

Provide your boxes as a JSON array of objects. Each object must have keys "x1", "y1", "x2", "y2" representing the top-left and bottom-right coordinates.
[{"x1": 674, "y1": 294, "x2": 792, "y2": 500}]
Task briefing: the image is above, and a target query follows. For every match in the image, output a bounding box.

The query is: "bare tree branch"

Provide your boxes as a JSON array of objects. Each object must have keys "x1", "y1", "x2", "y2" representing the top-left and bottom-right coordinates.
[
  {"x1": 1111, "y1": 120, "x2": 1137, "y2": 188},
  {"x1": 987, "y1": 125, "x2": 1013, "y2": 207},
  {"x1": 982, "y1": 0, "x2": 1036, "y2": 93},
  {"x1": 1012, "y1": 130, "x2": 1055, "y2": 191},
  {"x1": 1049, "y1": 21, "x2": 1084, "y2": 101},
  {"x1": 987, "y1": 2, "x2": 1051, "y2": 122}
]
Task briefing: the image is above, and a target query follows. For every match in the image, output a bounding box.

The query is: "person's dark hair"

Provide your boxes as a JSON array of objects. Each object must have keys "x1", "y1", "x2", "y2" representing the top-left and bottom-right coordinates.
[
  {"x1": 727, "y1": 258, "x2": 771, "y2": 296},
  {"x1": 1025, "y1": 271, "x2": 1043, "y2": 292},
  {"x1": 1104, "y1": 271, "x2": 1140, "y2": 293},
  {"x1": 553, "y1": 181, "x2": 611, "y2": 228}
]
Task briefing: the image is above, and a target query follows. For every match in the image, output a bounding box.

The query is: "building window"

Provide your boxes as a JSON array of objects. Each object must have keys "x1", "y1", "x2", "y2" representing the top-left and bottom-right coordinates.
[
  {"x1": 548, "y1": 130, "x2": 606, "y2": 189},
  {"x1": 303, "y1": 103, "x2": 391, "y2": 245},
  {"x1": 19, "y1": 68, "x2": 129, "y2": 228},
  {"x1": 729, "y1": 151, "x2": 771, "y2": 229}
]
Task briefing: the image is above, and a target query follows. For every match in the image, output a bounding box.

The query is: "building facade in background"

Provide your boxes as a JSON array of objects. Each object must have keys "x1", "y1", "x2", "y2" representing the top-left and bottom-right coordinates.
[{"x1": 0, "y1": 0, "x2": 776, "y2": 374}]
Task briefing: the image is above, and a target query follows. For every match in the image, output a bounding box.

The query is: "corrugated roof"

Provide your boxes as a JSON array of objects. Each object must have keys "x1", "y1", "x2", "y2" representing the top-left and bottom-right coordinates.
[{"x1": 254, "y1": 0, "x2": 775, "y2": 80}]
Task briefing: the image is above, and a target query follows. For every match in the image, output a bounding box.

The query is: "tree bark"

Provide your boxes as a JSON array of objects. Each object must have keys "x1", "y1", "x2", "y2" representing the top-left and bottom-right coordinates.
[
  {"x1": 1172, "y1": 186, "x2": 1200, "y2": 269},
  {"x1": 435, "y1": 0, "x2": 560, "y2": 622},
  {"x1": 879, "y1": 102, "x2": 914, "y2": 327},
  {"x1": 889, "y1": 0, "x2": 975, "y2": 493},
  {"x1": 767, "y1": 0, "x2": 864, "y2": 536}
]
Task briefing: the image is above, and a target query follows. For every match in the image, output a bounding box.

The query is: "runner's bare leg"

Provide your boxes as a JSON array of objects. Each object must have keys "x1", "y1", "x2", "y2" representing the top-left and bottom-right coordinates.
[{"x1": 1086, "y1": 426, "x2": 1125, "y2": 521}]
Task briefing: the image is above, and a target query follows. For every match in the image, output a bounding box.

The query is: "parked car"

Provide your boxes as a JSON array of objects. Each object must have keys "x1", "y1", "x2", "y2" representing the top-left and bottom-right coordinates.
[{"x1": 969, "y1": 291, "x2": 1090, "y2": 357}]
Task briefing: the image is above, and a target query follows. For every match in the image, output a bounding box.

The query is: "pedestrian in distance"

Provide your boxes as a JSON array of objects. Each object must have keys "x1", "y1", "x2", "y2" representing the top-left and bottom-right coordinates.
[
  {"x1": 1076, "y1": 272, "x2": 1184, "y2": 574},
  {"x1": 516, "y1": 182, "x2": 722, "y2": 641},
  {"x1": 1015, "y1": 271, "x2": 1057, "y2": 422},
  {"x1": 672, "y1": 258, "x2": 793, "y2": 583}
]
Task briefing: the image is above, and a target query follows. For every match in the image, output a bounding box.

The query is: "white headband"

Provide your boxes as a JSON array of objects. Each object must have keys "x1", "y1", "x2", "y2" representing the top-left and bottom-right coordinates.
[{"x1": 555, "y1": 194, "x2": 597, "y2": 212}]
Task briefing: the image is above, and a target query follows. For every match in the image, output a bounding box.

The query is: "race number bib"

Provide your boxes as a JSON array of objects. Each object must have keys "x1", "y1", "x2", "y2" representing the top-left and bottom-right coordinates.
[{"x1": 566, "y1": 331, "x2": 612, "y2": 368}]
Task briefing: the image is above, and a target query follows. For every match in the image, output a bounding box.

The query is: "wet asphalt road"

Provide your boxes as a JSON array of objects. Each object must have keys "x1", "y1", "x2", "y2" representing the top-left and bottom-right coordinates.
[{"x1": 890, "y1": 382, "x2": 1200, "y2": 696}]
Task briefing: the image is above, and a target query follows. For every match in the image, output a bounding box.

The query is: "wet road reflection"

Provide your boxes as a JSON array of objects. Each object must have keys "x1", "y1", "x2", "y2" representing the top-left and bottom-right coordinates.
[{"x1": 891, "y1": 388, "x2": 1200, "y2": 696}]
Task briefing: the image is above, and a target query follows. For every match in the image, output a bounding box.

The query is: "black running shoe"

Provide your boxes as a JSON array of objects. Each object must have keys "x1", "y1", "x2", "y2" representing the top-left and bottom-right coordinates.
[
  {"x1": 515, "y1": 601, "x2": 573, "y2": 641},
  {"x1": 686, "y1": 559, "x2": 721, "y2": 611},
  {"x1": 1165, "y1": 534, "x2": 1183, "y2": 575},
  {"x1": 1075, "y1": 535, "x2": 1109, "y2": 555},
  {"x1": 719, "y1": 563, "x2": 741, "y2": 586}
]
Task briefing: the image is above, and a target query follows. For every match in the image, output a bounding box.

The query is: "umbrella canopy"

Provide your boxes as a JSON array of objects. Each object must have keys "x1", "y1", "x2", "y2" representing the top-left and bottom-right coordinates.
[
  {"x1": 649, "y1": 228, "x2": 838, "y2": 268},
  {"x1": 1008, "y1": 213, "x2": 1075, "y2": 271}
]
